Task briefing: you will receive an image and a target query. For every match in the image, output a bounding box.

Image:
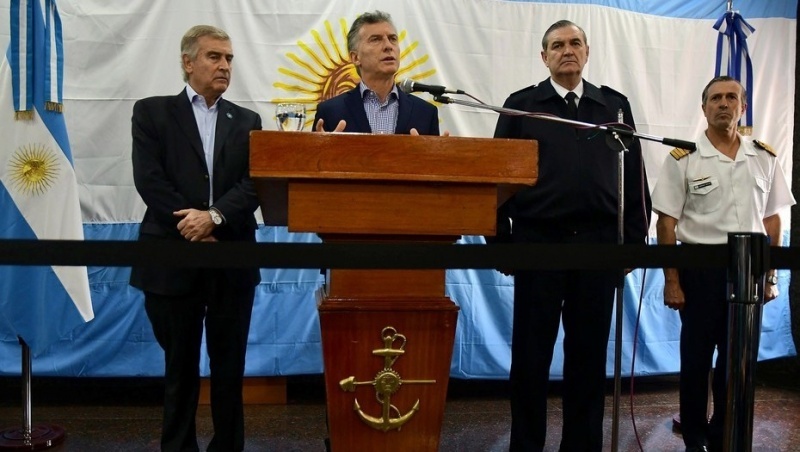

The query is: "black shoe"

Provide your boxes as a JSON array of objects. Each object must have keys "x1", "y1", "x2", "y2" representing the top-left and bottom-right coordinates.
[{"x1": 686, "y1": 447, "x2": 708, "y2": 452}]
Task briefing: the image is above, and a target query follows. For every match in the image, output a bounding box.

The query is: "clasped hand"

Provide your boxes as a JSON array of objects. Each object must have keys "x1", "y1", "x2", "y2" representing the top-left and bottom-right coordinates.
[{"x1": 174, "y1": 209, "x2": 218, "y2": 242}]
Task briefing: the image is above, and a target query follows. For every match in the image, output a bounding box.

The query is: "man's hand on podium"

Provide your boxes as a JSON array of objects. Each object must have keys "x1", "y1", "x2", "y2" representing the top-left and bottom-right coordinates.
[
  {"x1": 315, "y1": 118, "x2": 347, "y2": 133},
  {"x1": 410, "y1": 128, "x2": 450, "y2": 136}
]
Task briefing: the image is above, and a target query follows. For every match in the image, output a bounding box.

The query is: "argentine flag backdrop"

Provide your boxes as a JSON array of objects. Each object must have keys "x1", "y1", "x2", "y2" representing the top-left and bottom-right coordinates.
[
  {"x1": 0, "y1": 0, "x2": 92, "y2": 356},
  {"x1": 0, "y1": 0, "x2": 795, "y2": 378}
]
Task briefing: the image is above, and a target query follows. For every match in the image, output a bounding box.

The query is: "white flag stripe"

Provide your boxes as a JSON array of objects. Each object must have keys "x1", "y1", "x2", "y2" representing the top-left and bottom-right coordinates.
[
  {"x1": 47, "y1": 2, "x2": 58, "y2": 103},
  {"x1": 14, "y1": 0, "x2": 29, "y2": 111}
]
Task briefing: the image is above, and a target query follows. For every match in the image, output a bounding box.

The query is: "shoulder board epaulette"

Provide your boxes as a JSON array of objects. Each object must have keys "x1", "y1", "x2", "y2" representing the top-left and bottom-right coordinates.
[
  {"x1": 600, "y1": 85, "x2": 629, "y2": 100},
  {"x1": 508, "y1": 84, "x2": 537, "y2": 97},
  {"x1": 669, "y1": 147, "x2": 693, "y2": 160},
  {"x1": 753, "y1": 139, "x2": 777, "y2": 157}
]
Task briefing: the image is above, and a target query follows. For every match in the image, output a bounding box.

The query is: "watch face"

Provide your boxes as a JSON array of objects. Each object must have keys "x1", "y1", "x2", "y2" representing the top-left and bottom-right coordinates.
[{"x1": 210, "y1": 210, "x2": 222, "y2": 225}]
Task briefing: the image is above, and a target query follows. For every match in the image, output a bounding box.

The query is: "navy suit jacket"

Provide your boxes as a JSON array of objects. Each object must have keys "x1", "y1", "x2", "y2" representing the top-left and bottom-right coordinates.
[
  {"x1": 130, "y1": 89, "x2": 262, "y2": 295},
  {"x1": 314, "y1": 86, "x2": 440, "y2": 135}
]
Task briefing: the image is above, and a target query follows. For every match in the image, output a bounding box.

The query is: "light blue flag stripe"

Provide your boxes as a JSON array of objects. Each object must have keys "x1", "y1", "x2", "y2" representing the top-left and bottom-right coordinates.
[
  {"x1": 44, "y1": 0, "x2": 64, "y2": 106},
  {"x1": 10, "y1": 0, "x2": 33, "y2": 113}
]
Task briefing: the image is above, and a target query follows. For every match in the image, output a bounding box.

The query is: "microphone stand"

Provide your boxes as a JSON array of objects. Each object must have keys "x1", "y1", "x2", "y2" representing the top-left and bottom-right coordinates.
[
  {"x1": 432, "y1": 94, "x2": 696, "y2": 150},
  {"x1": 434, "y1": 93, "x2": 695, "y2": 452}
]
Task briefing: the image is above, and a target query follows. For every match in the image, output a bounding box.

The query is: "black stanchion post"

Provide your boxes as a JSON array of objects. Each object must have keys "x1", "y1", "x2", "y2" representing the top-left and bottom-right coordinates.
[
  {"x1": 0, "y1": 338, "x2": 65, "y2": 450},
  {"x1": 724, "y1": 232, "x2": 768, "y2": 452}
]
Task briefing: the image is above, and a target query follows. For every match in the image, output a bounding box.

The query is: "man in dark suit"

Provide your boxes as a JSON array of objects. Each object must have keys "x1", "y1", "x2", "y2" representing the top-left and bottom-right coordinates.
[
  {"x1": 492, "y1": 20, "x2": 651, "y2": 451},
  {"x1": 130, "y1": 24, "x2": 261, "y2": 452},
  {"x1": 313, "y1": 10, "x2": 440, "y2": 135}
]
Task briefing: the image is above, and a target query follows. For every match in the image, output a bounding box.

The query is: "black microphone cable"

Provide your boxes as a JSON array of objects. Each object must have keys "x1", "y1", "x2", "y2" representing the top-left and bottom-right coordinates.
[{"x1": 627, "y1": 138, "x2": 653, "y2": 452}]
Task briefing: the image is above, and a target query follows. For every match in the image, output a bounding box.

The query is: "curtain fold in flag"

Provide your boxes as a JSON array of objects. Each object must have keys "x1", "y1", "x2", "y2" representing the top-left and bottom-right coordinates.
[
  {"x1": 714, "y1": 9, "x2": 756, "y2": 134},
  {"x1": 0, "y1": 0, "x2": 93, "y2": 355}
]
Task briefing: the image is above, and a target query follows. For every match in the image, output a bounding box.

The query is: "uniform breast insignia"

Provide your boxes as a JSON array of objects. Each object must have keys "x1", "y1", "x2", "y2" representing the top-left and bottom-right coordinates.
[
  {"x1": 753, "y1": 140, "x2": 777, "y2": 157},
  {"x1": 669, "y1": 147, "x2": 692, "y2": 160}
]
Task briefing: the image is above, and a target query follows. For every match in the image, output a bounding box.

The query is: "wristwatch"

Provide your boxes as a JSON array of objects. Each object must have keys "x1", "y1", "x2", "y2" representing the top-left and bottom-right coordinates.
[
  {"x1": 208, "y1": 208, "x2": 223, "y2": 226},
  {"x1": 766, "y1": 275, "x2": 778, "y2": 285}
]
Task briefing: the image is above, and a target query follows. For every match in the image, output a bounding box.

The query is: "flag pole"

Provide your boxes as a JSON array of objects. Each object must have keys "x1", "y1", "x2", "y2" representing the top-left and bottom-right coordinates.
[{"x1": 0, "y1": 338, "x2": 65, "y2": 450}]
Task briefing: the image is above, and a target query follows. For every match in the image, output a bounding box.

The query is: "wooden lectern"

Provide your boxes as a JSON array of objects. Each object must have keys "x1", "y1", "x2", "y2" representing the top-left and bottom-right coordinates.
[{"x1": 250, "y1": 131, "x2": 537, "y2": 452}]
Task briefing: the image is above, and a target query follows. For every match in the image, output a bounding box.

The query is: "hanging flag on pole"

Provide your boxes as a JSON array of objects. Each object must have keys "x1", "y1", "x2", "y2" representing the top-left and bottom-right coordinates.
[
  {"x1": 0, "y1": 0, "x2": 93, "y2": 355},
  {"x1": 713, "y1": 1, "x2": 756, "y2": 135}
]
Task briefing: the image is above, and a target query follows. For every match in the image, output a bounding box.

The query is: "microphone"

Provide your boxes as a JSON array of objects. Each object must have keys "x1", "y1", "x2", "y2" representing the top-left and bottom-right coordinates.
[
  {"x1": 661, "y1": 137, "x2": 697, "y2": 152},
  {"x1": 398, "y1": 79, "x2": 464, "y2": 95}
]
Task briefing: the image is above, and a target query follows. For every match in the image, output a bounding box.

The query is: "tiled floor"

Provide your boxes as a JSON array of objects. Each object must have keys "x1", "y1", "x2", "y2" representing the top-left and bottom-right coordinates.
[{"x1": 1, "y1": 361, "x2": 798, "y2": 451}]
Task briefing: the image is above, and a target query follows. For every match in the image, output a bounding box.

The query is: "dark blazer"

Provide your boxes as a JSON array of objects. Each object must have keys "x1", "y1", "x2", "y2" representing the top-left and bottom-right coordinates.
[
  {"x1": 130, "y1": 89, "x2": 262, "y2": 295},
  {"x1": 314, "y1": 86, "x2": 440, "y2": 135}
]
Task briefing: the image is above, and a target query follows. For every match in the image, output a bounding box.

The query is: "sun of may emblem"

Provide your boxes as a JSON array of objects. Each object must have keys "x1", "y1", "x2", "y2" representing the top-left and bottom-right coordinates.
[
  {"x1": 272, "y1": 18, "x2": 436, "y2": 128},
  {"x1": 9, "y1": 143, "x2": 60, "y2": 196}
]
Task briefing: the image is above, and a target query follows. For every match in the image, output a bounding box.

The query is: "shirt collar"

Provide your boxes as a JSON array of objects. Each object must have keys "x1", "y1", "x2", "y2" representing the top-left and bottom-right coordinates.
[
  {"x1": 550, "y1": 78, "x2": 584, "y2": 101},
  {"x1": 698, "y1": 131, "x2": 754, "y2": 161},
  {"x1": 358, "y1": 81, "x2": 399, "y2": 101},
  {"x1": 185, "y1": 84, "x2": 220, "y2": 110}
]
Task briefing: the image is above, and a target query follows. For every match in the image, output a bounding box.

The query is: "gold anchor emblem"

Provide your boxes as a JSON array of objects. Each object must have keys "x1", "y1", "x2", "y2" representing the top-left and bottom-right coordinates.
[{"x1": 339, "y1": 326, "x2": 436, "y2": 432}]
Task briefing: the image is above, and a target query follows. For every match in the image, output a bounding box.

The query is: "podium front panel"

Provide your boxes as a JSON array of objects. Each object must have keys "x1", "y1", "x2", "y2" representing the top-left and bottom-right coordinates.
[{"x1": 287, "y1": 180, "x2": 496, "y2": 236}]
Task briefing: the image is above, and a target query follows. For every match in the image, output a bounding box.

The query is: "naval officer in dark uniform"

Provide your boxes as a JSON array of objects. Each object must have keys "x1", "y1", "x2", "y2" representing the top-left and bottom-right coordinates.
[{"x1": 492, "y1": 19, "x2": 651, "y2": 451}]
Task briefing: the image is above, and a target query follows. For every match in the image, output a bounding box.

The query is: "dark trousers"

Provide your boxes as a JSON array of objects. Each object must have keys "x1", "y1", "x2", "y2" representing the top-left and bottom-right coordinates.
[
  {"x1": 678, "y1": 268, "x2": 728, "y2": 450},
  {"x1": 509, "y1": 220, "x2": 618, "y2": 452},
  {"x1": 144, "y1": 272, "x2": 255, "y2": 452}
]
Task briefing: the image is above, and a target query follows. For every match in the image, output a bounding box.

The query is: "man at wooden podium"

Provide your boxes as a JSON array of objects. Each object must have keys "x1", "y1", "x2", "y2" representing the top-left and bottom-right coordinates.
[
  {"x1": 492, "y1": 20, "x2": 651, "y2": 451},
  {"x1": 313, "y1": 10, "x2": 440, "y2": 135}
]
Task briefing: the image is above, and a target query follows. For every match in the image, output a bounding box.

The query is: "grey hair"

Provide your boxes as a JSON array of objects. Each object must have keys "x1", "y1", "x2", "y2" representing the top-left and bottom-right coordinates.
[
  {"x1": 541, "y1": 20, "x2": 587, "y2": 50},
  {"x1": 180, "y1": 25, "x2": 230, "y2": 82}
]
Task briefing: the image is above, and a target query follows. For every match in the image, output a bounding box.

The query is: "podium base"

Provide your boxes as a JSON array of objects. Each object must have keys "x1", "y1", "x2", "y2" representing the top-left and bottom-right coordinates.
[{"x1": 0, "y1": 424, "x2": 65, "y2": 450}]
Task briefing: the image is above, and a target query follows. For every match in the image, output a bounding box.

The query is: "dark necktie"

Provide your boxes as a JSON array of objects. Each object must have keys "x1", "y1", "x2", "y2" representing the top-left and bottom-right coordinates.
[{"x1": 564, "y1": 91, "x2": 578, "y2": 120}]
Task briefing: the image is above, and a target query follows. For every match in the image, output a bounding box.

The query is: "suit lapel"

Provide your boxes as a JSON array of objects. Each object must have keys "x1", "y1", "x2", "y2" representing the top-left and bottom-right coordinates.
[
  {"x1": 171, "y1": 90, "x2": 205, "y2": 164},
  {"x1": 344, "y1": 88, "x2": 371, "y2": 133}
]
